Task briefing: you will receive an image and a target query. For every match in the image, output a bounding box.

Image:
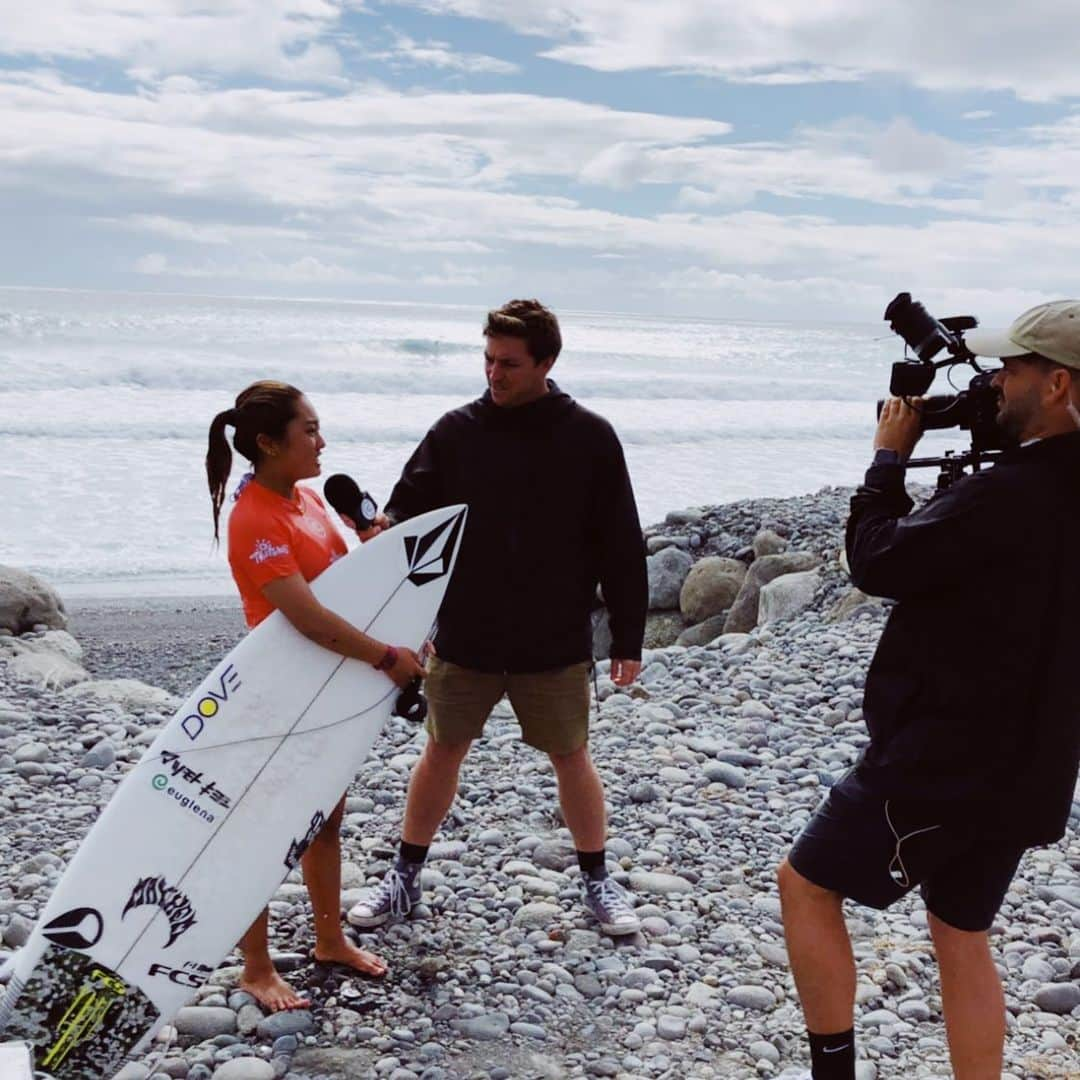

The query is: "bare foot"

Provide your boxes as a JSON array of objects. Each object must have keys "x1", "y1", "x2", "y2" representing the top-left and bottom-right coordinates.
[
  {"x1": 239, "y1": 969, "x2": 310, "y2": 1012},
  {"x1": 313, "y1": 938, "x2": 389, "y2": 978}
]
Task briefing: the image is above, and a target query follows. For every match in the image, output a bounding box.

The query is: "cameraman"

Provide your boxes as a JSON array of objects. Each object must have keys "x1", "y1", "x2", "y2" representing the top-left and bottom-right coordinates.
[{"x1": 777, "y1": 300, "x2": 1080, "y2": 1080}]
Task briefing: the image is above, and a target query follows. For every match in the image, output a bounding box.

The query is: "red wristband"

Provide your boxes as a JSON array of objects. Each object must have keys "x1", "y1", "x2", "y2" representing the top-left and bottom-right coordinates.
[{"x1": 374, "y1": 645, "x2": 398, "y2": 672}]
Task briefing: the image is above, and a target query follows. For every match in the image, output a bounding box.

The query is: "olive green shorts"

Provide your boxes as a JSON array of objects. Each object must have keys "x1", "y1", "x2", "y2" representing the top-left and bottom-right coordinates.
[{"x1": 424, "y1": 656, "x2": 592, "y2": 756}]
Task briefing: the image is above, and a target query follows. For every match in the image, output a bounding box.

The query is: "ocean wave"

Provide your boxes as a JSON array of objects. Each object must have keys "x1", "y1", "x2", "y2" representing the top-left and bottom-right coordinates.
[
  {"x1": 1, "y1": 363, "x2": 872, "y2": 402},
  {"x1": 0, "y1": 419, "x2": 876, "y2": 446}
]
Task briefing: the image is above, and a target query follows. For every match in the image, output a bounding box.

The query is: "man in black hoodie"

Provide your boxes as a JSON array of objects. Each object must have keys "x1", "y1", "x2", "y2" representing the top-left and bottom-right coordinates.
[
  {"x1": 777, "y1": 299, "x2": 1080, "y2": 1080},
  {"x1": 348, "y1": 299, "x2": 649, "y2": 936}
]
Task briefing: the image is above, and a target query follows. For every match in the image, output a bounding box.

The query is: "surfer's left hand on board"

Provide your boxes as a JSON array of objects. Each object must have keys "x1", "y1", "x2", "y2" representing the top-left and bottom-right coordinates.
[
  {"x1": 377, "y1": 645, "x2": 426, "y2": 689},
  {"x1": 610, "y1": 659, "x2": 641, "y2": 687}
]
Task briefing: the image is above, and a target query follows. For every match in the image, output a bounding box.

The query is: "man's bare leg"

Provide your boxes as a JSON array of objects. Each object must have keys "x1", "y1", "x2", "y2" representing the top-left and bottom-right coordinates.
[
  {"x1": 549, "y1": 743, "x2": 606, "y2": 850},
  {"x1": 929, "y1": 913, "x2": 1005, "y2": 1080},
  {"x1": 778, "y1": 857, "x2": 857, "y2": 1077},
  {"x1": 402, "y1": 737, "x2": 473, "y2": 845}
]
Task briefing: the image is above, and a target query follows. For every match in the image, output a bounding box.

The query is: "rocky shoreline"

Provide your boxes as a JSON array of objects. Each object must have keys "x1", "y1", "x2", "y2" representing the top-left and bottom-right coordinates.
[{"x1": 1, "y1": 488, "x2": 1078, "y2": 1080}]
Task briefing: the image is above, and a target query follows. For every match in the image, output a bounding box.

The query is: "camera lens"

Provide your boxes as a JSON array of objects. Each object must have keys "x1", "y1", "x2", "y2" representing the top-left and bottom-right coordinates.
[{"x1": 884, "y1": 293, "x2": 953, "y2": 362}]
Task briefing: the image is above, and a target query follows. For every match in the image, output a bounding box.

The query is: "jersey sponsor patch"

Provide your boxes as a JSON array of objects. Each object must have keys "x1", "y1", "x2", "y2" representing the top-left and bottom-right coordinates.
[{"x1": 249, "y1": 539, "x2": 290, "y2": 564}]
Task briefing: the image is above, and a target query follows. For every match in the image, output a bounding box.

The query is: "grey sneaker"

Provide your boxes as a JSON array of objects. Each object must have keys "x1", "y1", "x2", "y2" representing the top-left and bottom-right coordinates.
[
  {"x1": 347, "y1": 867, "x2": 420, "y2": 928},
  {"x1": 582, "y1": 874, "x2": 641, "y2": 936}
]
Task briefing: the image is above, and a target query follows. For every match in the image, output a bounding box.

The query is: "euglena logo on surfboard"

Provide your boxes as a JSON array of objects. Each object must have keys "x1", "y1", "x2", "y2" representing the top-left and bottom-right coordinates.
[
  {"x1": 181, "y1": 664, "x2": 242, "y2": 741},
  {"x1": 151, "y1": 750, "x2": 232, "y2": 825},
  {"x1": 404, "y1": 509, "x2": 465, "y2": 586}
]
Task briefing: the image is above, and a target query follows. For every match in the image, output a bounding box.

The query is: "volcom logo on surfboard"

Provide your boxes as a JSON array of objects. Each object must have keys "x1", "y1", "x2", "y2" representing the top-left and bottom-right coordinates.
[
  {"x1": 122, "y1": 876, "x2": 197, "y2": 948},
  {"x1": 404, "y1": 509, "x2": 465, "y2": 586}
]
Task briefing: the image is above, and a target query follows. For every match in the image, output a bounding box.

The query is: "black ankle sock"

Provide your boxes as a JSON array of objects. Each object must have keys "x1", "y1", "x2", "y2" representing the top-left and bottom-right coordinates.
[
  {"x1": 397, "y1": 840, "x2": 429, "y2": 869},
  {"x1": 576, "y1": 849, "x2": 607, "y2": 878},
  {"x1": 808, "y1": 1028, "x2": 855, "y2": 1080}
]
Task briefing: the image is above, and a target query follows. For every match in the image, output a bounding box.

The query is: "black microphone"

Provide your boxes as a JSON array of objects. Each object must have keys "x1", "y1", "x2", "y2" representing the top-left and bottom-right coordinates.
[{"x1": 323, "y1": 474, "x2": 379, "y2": 531}]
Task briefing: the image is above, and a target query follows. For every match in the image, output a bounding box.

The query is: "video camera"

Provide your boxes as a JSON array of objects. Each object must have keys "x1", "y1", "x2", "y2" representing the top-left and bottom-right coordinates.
[{"x1": 881, "y1": 292, "x2": 1008, "y2": 488}]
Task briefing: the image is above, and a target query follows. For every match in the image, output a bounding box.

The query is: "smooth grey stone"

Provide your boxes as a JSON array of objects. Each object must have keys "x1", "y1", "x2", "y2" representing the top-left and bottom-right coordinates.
[
  {"x1": 749, "y1": 1040, "x2": 780, "y2": 1064},
  {"x1": 174, "y1": 1007, "x2": 238, "y2": 1038},
  {"x1": 512, "y1": 902, "x2": 561, "y2": 928},
  {"x1": 212, "y1": 1062, "x2": 274, "y2": 1080},
  {"x1": 532, "y1": 836, "x2": 576, "y2": 871},
  {"x1": 702, "y1": 761, "x2": 747, "y2": 788},
  {"x1": 861, "y1": 1008, "x2": 900, "y2": 1026},
  {"x1": 1039, "y1": 885, "x2": 1080, "y2": 909},
  {"x1": 628, "y1": 871, "x2": 693, "y2": 896},
  {"x1": 508, "y1": 1022, "x2": 546, "y2": 1039},
  {"x1": 726, "y1": 985, "x2": 776, "y2": 1011},
  {"x1": 628, "y1": 782, "x2": 661, "y2": 804},
  {"x1": 656, "y1": 1015, "x2": 686, "y2": 1041},
  {"x1": 2, "y1": 912, "x2": 33, "y2": 948},
  {"x1": 256, "y1": 1011, "x2": 315, "y2": 1040},
  {"x1": 586, "y1": 1061, "x2": 620, "y2": 1078},
  {"x1": 13, "y1": 742, "x2": 49, "y2": 764},
  {"x1": 449, "y1": 1012, "x2": 510, "y2": 1040},
  {"x1": 81, "y1": 740, "x2": 116, "y2": 769},
  {"x1": 1033, "y1": 982, "x2": 1080, "y2": 1014},
  {"x1": 647, "y1": 548, "x2": 693, "y2": 610},
  {"x1": 897, "y1": 999, "x2": 932, "y2": 1022}
]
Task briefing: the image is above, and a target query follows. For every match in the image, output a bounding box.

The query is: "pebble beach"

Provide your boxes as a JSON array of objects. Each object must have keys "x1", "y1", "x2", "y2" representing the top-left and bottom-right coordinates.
[{"x1": 1, "y1": 489, "x2": 1078, "y2": 1080}]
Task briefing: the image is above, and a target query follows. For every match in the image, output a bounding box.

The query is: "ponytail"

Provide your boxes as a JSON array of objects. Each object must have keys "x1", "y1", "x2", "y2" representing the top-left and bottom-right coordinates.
[
  {"x1": 205, "y1": 382, "x2": 302, "y2": 544},
  {"x1": 206, "y1": 408, "x2": 237, "y2": 543}
]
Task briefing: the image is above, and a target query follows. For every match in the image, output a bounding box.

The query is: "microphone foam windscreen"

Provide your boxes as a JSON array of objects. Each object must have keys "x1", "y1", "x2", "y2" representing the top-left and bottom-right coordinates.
[{"x1": 323, "y1": 473, "x2": 361, "y2": 518}]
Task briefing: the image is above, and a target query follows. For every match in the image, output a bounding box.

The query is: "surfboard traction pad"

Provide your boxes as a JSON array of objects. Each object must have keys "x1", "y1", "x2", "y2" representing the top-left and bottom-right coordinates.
[{"x1": 0, "y1": 944, "x2": 157, "y2": 1079}]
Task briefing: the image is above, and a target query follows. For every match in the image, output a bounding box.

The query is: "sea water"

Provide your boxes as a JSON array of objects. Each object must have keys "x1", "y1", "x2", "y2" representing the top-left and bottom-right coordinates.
[{"x1": 0, "y1": 287, "x2": 961, "y2": 596}]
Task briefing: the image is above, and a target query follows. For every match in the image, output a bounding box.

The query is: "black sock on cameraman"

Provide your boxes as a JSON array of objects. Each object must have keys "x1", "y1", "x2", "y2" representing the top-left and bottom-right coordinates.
[{"x1": 807, "y1": 1028, "x2": 855, "y2": 1080}]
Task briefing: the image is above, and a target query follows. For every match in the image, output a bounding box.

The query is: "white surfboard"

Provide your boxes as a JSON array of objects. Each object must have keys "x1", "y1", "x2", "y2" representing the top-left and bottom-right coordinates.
[{"x1": 0, "y1": 504, "x2": 467, "y2": 1079}]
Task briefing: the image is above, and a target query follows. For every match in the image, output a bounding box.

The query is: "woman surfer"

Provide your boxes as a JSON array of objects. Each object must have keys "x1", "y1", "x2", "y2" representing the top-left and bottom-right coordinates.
[{"x1": 206, "y1": 380, "x2": 424, "y2": 1010}]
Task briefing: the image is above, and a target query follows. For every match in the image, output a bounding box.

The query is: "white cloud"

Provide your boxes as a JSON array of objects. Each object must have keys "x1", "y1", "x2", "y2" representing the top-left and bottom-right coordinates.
[
  {"x1": 368, "y1": 34, "x2": 519, "y2": 74},
  {"x1": 0, "y1": 0, "x2": 348, "y2": 82},
  {"x1": 868, "y1": 118, "x2": 965, "y2": 175},
  {"x1": 134, "y1": 251, "x2": 389, "y2": 283},
  {"x1": 99, "y1": 214, "x2": 313, "y2": 245},
  {"x1": 402, "y1": 1, "x2": 1080, "y2": 100}
]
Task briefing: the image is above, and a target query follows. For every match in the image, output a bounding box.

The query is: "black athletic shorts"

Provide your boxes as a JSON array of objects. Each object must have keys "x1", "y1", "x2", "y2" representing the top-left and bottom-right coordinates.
[{"x1": 788, "y1": 771, "x2": 1027, "y2": 932}]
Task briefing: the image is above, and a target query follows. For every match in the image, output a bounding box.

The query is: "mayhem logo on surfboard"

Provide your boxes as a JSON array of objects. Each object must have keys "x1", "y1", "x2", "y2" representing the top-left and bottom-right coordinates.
[{"x1": 122, "y1": 877, "x2": 197, "y2": 948}]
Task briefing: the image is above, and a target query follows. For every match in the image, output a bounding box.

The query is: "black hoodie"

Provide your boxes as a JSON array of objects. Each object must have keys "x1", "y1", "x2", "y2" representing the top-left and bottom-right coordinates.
[
  {"x1": 846, "y1": 431, "x2": 1080, "y2": 845},
  {"x1": 386, "y1": 382, "x2": 648, "y2": 673}
]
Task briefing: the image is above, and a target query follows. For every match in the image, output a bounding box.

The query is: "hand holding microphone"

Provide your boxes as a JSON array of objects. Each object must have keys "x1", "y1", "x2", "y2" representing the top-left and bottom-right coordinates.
[{"x1": 324, "y1": 473, "x2": 390, "y2": 540}]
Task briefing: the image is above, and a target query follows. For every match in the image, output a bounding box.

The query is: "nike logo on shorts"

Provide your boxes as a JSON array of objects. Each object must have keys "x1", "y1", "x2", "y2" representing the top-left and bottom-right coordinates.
[{"x1": 823, "y1": 1044, "x2": 851, "y2": 1053}]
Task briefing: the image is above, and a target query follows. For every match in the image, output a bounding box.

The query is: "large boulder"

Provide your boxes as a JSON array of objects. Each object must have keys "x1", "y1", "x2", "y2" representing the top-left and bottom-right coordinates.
[
  {"x1": 675, "y1": 613, "x2": 729, "y2": 647},
  {"x1": 0, "y1": 566, "x2": 67, "y2": 634},
  {"x1": 752, "y1": 529, "x2": 788, "y2": 558},
  {"x1": 643, "y1": 611, "x2": 685, "y2": 649},
  {"x1": 0, "y1": 632, "x2": 88, "y2": 688},
  {"x1": 723, "y1": 551, "x2": 822, "y2": 633},
  {"x1": 826, "y1": 587, "x2": 885, "y2": 622},
  {"x1": 61, "y1": 678, "x2": 179, "y2": 713},
  {"x1": 647, "y1": 547, "x2": 693, "y2": 610},
  {"x1": 679, "y1": 557, "x2": 747, "y2": 624},
  {"x1": 758, "y1": 569, "x2": 821, "y2": 625}
]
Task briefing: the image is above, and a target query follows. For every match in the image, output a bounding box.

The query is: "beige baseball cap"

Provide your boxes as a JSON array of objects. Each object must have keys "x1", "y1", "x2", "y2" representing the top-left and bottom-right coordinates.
[{"x1": 966, "y1": 300, "x2": 1080, "y2": 370}]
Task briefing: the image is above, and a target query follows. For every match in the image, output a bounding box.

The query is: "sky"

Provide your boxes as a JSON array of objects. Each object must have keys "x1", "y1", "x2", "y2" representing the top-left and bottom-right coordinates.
[{"x1": 3, "y1": 1, "x2": 1080, "y2": 322}]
